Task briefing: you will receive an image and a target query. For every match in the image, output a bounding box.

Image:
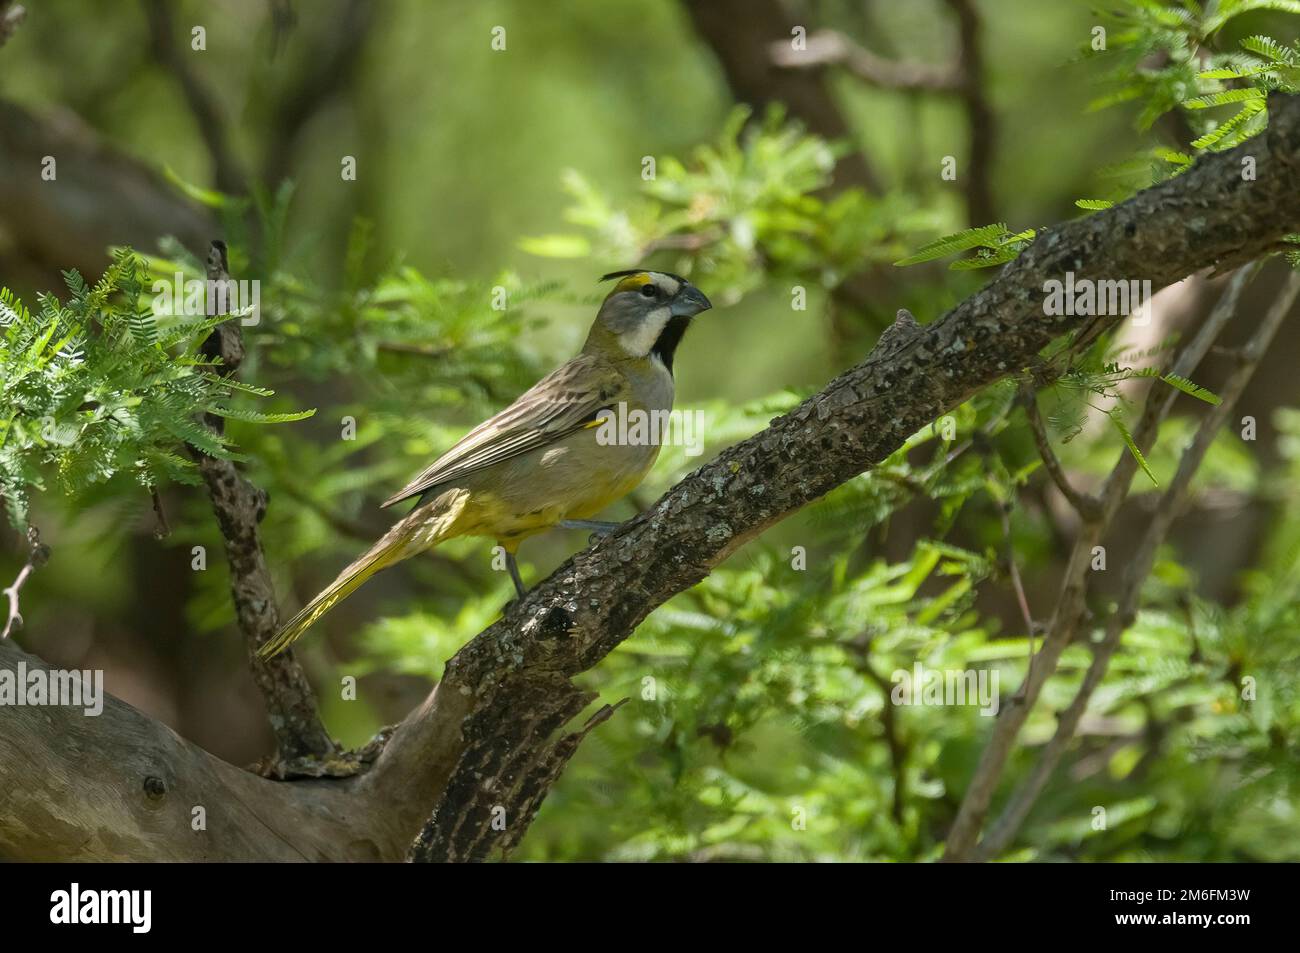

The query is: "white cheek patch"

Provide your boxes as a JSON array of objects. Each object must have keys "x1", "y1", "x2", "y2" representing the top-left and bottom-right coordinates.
[{"x1": 619, "y1": 306, "x2": 671, "y2": 358}]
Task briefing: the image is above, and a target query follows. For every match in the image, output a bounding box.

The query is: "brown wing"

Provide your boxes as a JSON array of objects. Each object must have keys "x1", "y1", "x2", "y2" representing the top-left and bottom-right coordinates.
[{"x1": 380, "y1": 354, "x2": 627, "y2": 508}]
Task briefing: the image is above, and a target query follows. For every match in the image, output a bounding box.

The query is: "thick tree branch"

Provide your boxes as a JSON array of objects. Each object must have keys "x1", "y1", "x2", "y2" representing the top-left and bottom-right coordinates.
[
  {"x1": 5, "y1": 96, "x2": 1300, "y2": 860},
  {"x1": 0, "y1": 637, "x2": 400, "y2": 860}
]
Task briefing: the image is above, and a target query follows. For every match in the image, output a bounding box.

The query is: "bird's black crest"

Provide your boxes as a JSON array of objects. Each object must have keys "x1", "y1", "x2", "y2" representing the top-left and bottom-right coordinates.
[{"x1": 600, "y1": 269, "x2": 690, "y2": 285}]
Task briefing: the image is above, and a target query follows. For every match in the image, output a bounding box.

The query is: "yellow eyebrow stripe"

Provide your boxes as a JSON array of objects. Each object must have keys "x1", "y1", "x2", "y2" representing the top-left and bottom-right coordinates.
[{"x1": 614, "y1": 273, "x2": 653, "y2": 294}]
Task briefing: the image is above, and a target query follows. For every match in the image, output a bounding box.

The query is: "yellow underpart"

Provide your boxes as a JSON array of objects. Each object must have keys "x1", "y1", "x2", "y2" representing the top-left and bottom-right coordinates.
[{"x1": 455, "y1": 490, "x2": 561, "y2": 547}]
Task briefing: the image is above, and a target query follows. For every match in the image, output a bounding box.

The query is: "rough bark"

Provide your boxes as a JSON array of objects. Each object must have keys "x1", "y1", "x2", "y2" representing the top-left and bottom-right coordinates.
[{"x1": 4, "y1": 95, "x2": 1300, "y2": 861}]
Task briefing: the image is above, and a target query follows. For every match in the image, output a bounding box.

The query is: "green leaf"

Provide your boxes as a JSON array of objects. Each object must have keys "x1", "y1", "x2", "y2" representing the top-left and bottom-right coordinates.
[
  {"x1": 1190, "y1": 98, "x2": 1266, "y2": 150},
  {"x1": 1240, "y1": 34, "x2": 1300, "y2": 66},
  {"x1": 1198, "y1": 65, "x2": 1271, "y2": 79},
  {"x1": 1153, "y1": 147, "x2": 1194, "y2": 166},
  {"x1": 1183, "y1": 87, "x2": 1266, "y2": 109},
  {"x1": 1161, "y1": 374, "x2": 1221, "y2": 405},
  {"x1": 162, "y1": 164, "x2": 244, "y2": 209},
  {"x1": 1086, "y1": 86, "x2": 1144, "y2": 113},
  {"x1": 205, "y1": 405, "x2": 316, "y2": 424},
  {"x1": 200, "y1": 373, "x2": 276, "y2": 397},
  {"x1": 894, "y1": 224, "x2": 1011, "y2": 267},
  {"x1": 1205, "y1": 1, "x2": 1300, "y2": 35},
  {"x1": 1075, "y1": 199, "x2": 1116, "y2": 210},
  {"x1": 1110, "y1": 412, "x2": 1158, "y2": 486},
  {"x1": 949, "y1": 246, "x2": 1021, "y2": 270}
]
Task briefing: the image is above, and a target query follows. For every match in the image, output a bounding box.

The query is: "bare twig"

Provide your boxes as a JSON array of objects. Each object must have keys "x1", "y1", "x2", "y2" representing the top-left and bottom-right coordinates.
[
  {"x1": 769, "y1": 4, "x2": 991, "y2": 220},
  {"x1": 847, "y1": 636, "x2": 909, "y2": 826},
  {"x1": 770, "y1": 29, "x2": 960, "y2": 91},
  {"x1": 997, "y1": 501, "x2": 1035, "y2": 639},
  {"x1": 941, "y1": 265, "x2": 1259, "y2": 861},
  {"x1": 192, "y1": 240, "x2": 338, "y2": 765},
  {"x1": 2, "y1": 526, "x2": 49, "y2": 639},
  {"x1": 1023, "y1": 388, "x2": 1102, "y2": 521},
  {"x1": 974, "y1": 269, "x2": 1300, "y2": 859},
  {"x1": 770, "y1": 7, "x2": 992, "y2": 221},
  {"x1": 149, "y1": 487, "x2": 171, "y2": 539}
]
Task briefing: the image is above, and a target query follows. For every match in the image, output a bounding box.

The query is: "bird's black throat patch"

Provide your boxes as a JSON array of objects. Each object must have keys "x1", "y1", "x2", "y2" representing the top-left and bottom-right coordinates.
[{"x1": 652, "y1": 316, "x2": 692, "y2": 374}]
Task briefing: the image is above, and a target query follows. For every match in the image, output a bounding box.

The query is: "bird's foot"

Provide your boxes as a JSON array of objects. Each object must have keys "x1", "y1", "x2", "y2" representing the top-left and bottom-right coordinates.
[
  {"x1": 559, "y1": 519, "x2": 622, "y2": 544},
  {"x1": 504, "y1": 551, "x2": 528, "y2": 600}
]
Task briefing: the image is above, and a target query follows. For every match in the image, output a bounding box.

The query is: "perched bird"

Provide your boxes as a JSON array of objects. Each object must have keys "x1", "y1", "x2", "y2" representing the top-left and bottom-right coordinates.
[{"x1": 259, "y1": 270, "x2": 712, "y2": 658}]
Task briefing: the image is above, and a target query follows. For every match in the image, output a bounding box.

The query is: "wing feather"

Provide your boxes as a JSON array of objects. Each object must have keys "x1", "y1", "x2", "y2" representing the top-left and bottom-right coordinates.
[{"x1": 380, "y1": 354, "x2": 626, "y2": 508}]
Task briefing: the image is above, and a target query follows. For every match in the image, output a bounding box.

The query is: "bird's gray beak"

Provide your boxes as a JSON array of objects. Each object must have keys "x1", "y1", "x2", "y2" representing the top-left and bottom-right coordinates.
[{"x1": 670, "y1": 283, "x2": 712, "y2": 318}]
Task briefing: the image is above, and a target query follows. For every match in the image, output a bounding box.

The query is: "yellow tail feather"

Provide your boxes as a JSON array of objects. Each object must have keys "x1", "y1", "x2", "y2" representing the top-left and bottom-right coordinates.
[
  {"x1": 258, "y1": 548, "x2": 394, "y2": 659},
  {"x1": 259, "y1": 488, "x2": 470, "y2": 659}
]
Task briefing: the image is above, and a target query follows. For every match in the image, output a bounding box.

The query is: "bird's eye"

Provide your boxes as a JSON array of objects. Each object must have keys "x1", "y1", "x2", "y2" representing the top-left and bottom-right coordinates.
[{"x1": 640, "y1": 283, "x2": 658, "y2": 298}]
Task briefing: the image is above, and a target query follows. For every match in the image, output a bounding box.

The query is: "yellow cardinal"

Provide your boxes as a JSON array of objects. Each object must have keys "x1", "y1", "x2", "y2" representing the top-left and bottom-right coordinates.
[{"x1": 260, "y1": 270, "x2": 711, "y2": 658}]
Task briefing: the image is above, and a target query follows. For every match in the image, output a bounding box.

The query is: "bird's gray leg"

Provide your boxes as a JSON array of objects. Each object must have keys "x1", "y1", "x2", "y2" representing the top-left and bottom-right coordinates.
[
  {"x1": 559, "y1": 519, "x2": 622, "y2": 536},
  {"x1": 505, "y1": 551, "x2": 527, "y2": 599}
]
